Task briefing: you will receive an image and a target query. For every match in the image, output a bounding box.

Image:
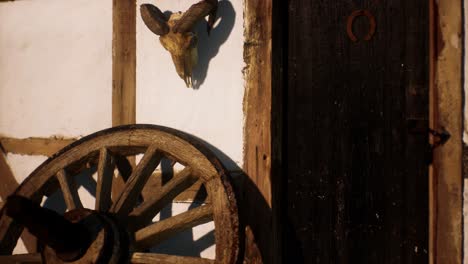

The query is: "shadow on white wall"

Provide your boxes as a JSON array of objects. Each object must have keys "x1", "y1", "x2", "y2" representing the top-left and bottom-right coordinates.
[
  {"x1": 41, "y1": 159, "x2": 216, "y2": 258},
  {"x1": 191, "y1": 0, "x2": 236, "y2": 89},
  {"x1": 160, "y1": 0, "x2": 236, "y2": 89}
]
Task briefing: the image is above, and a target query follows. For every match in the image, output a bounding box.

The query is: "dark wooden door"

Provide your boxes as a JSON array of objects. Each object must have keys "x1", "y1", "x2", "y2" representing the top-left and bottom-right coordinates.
[{"x1": 284, "y1": 0, "x2": 429, "y2": 263}]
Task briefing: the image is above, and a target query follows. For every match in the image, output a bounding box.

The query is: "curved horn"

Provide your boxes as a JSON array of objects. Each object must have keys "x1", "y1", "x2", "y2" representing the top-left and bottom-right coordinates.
[
  {"x1": 172, "y1": 0, "x2": 218, "y2": 34},
  {"x1": 140, "y1": 4, "x2": 169, "y2": 36}
]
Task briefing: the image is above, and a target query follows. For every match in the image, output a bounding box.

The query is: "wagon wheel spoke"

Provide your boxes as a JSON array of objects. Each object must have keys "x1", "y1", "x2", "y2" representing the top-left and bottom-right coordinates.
[
  {"x1": 111, "y1": 154, "x2": 134, "y2": 203},
  {"x1": 111, "y1": 145, "x2": 163, "y2": 217},
  {"x1": 56, "y1": 169, "x2": 83, "y2": 211},
  {"x1": 95, "y1": 148, "x2": 115, "y2": 212},
  {"x1": 130, "y1": 252, "x2": 214, "y2": 264},
  {"x1": 115, "y1": 154, "x2": 133, "y2": 179},
  {"x1": 0, "y1": 253, "x2": 42, "y2": 264},
  {"x1": 134, "y1": 204, "x2": 213, "y2": 249},
  {"x1": 0, "y1": 126, "x2": 239, "y2": 263},
  {"x1": 129, "y1": 167, "x2": 198, "y2": 229}
]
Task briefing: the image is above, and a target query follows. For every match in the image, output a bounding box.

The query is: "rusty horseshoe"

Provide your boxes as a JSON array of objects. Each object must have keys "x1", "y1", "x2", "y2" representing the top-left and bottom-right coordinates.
[{"x1": 346, "y1": 9, "x2": 376, "y2": 42}]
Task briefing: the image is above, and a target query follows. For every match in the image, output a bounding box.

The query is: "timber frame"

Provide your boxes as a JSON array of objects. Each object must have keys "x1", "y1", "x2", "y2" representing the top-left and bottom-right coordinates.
[
  {"x1": 242, "y1": 0, "x2": 284, "y2": 263},
  {"x1": 0, "y1": 0, "x2": 463, "y2": 262},
  {"x1": 0, "y1": 0, "x2": 137, "y2": 204},
  {"x1": 242, "y1": 0, "x2": 465, "y2": 263},
  {"x1": 112, "y1": 0, "x2": 136, "y2": 127},
  {"x1": 0, "y1": 0, "x2": 138, "y2": 253},
  {"x1": 430, "y1": 0, "x2": 463, "y2": 263}
]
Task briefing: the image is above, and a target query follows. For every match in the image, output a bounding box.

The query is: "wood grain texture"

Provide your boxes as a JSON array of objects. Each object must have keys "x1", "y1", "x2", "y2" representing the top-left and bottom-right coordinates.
[
  {"x1": 204, "y1": 177, "x2": 239, "y2": 264},
  {"x1": 130, "y1": 167, "x2": 197, "y2": 229},
  {"x1": 243, "y1": 0, "x2": 272, "y2": 209},
  {"x1": 56, "y1": 169, "x2": 82, "y2": 211},
  {"x1": 95, "y1": 148, "x2": 115, "y2": 212},
  {"x1": 0, "y1": 125, "x2": 239, "y2": 263},
  {"x1": 143, "y1": 173, "x2": 208, "y2": 203},
  {"x1": 112, "y1": 155, "x2": 133, "y2": 204},
  {"x1": 0, "y1": 137, "x2": 76, "y2": 157},
  {"x1": 135, "y1": 204, "x2": 213, "y2": 249},
  {"x1": 112, "y1": 0, "x2": 136, "y2": 126},
  {"x1": 0, "y1": 253, "x2": 41, "y2": 264},
  {"x1": 131, "y1": 252, "x2": 214, "y2": 264},
  {"x1": 432, "y1": 0, "x2": 463, "y2": 262},
  {"x1": 286, "y1": 0, "x2": 429, "y2": 263},
  {"x1": 243, "y1": 1, "x2": 279, "y2": 264},
  {"x1": 111, "y1": 145, "x2": 162, "y2": 216}
]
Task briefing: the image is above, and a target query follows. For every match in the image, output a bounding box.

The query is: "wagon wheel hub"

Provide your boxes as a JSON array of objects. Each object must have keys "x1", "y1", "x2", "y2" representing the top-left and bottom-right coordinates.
[
  {"x1": 6, "y1": 196, "x2": 128, "y2": 263},
  {"x1": 0, "y1": 125, "x2": 239, "y2": 264}
]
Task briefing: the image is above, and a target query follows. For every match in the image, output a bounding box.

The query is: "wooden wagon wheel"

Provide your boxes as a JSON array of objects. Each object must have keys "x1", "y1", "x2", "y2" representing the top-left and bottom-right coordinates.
[{"x1": 0, "y1": 125, "x2": 239, "y2": 264}]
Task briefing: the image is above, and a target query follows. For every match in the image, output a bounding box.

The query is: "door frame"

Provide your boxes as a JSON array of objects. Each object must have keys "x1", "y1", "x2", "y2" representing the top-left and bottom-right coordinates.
[
  {"x1": 430, "y1": 0, "x2": 463, "y2": 263},
  {"x1": 242, "y1": 0, "x2": 464, "y2": 263}
]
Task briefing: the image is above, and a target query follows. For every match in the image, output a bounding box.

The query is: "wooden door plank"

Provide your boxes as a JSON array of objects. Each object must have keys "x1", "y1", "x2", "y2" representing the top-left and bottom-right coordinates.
[{"x1": 286, "y1": 0, "x2": 429, "y2": 263}]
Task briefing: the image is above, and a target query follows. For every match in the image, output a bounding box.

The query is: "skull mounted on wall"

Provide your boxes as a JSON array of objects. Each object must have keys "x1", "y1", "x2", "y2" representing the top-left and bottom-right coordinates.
[{"x1": 140, "y1": 0, "x2": 218, "y2": 88}]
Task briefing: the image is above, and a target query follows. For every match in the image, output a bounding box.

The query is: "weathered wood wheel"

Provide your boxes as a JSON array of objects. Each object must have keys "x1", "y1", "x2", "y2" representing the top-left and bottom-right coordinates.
[{"x1": 0, "y1": 125, "x2": 239, "y2": 264}]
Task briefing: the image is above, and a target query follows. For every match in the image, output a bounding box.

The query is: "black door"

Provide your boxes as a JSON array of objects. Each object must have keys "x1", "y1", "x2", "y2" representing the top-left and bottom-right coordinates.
[{"x1": 284, "y1": 0, "x2": 429, "y2": 263}]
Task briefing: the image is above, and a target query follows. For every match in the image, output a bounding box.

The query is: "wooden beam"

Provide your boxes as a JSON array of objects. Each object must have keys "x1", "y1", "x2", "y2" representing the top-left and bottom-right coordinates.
[
  {"x1": 112, "y1": 0, "x2": 136, "y2": 126},
  {"x1": 0, "y1": 137, "x2": 76, "y2": 157},
  {"x1": 432, "y1": 0, "x2": 463, "y2": 262},
  {"x1": 243, "y1": 1, "x2": 272, "y2": 208},
  {"x1": 242, "y1": 1, "x2": 283, "y2": 264},
  {"x1": 131, "y1": 253, "x2": 214, "y2": 264},
  {"x1": 112, "y1": 0, "x2": 137, "y2": 200}
]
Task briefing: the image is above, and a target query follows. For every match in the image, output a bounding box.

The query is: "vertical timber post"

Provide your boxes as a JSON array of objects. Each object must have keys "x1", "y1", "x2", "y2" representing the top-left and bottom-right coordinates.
[
  {"x1": 243, "y1": 0, "x2": 283, "y2": 263},
  {"x1": 112, "y1": 0, "x2": 137, "y2": 197},
  {"x1": 112, "y1": 0, "x2": 136, "y2": 127},
  {"x1": 432, "y1": 0, "x2": 463, "y2": 263}
]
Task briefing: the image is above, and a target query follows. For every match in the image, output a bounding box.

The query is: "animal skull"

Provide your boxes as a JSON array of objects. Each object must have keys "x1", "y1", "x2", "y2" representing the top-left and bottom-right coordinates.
[{"x1": 140, "y1": 1, "x2": 218, "y2": 88}]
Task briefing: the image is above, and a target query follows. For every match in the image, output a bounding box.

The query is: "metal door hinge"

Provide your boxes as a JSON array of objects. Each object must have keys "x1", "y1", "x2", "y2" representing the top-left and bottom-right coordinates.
[
  {"x1": 429, "y1": 128, "x2": 451, "y2": 148},
  {"x1": 427, "y1": 127, "x2": 451, "y2": 164},
  {"x1": 407, "y1": 120, "x2": 451, "y2": 164}
]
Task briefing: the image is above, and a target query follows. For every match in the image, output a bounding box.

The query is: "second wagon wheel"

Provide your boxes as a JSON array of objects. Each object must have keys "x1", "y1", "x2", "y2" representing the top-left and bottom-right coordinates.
[{"x1": 0, "y1": 125, "x2": 239, "y2": 264}]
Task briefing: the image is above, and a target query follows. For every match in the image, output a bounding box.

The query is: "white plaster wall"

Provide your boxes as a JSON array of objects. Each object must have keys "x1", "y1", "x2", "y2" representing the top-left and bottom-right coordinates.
[
  {"x1": 1, "y1": 0, "x2": 244, "y2": 259},
  {"x1": 6, "y1": 154, "x2": 48, "y2": 184},
  {"x1": 0, "y1": 0, "x2": 112, "y2": 138},
  {"x1": 135, "y1": 1, "x2": 244, "y2": 258},
  {"x1": 136, "y1": 0, "x2": 244, "y2": 170},
  {"x1": 0, "y1": 0, "x2": 113, "y2": 255}
]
